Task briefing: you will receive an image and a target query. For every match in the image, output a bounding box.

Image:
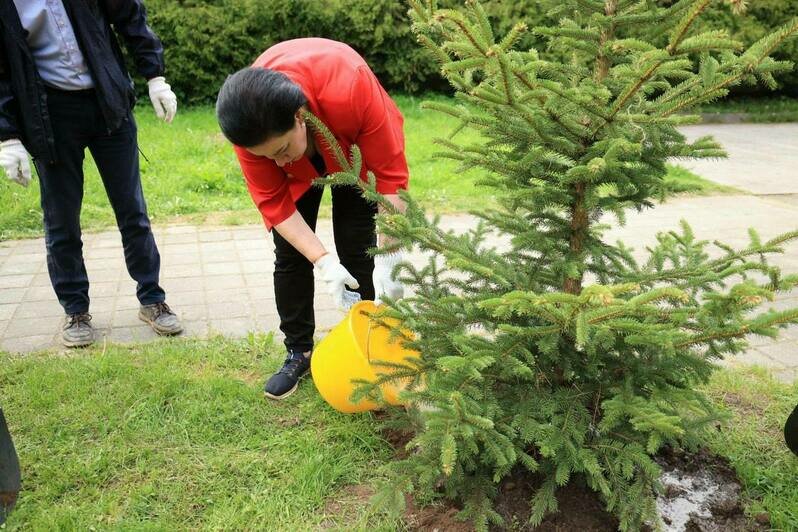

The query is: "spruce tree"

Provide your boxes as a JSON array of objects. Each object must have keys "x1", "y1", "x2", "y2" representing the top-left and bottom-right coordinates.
[{"x1": 309, "y1": 0, "x2": 798, "y2": 529}]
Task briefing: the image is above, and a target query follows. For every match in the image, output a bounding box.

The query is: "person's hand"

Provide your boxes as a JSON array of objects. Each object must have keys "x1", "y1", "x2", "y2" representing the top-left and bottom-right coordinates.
[
  {"x1": 0, "y1": 139, "x2": 32, "y2": 187},
  {"x1": 373, "y1": 251, "x2": 404, "y2": 305},
  {"x1": 147, "y1": 77, "x2": 177, "y2": 123},
  {"x1": 314, "y1": 254, "x2": 361, "y2": 311}
]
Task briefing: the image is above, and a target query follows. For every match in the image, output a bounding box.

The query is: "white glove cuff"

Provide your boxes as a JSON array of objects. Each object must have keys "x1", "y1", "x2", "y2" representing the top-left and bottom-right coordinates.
[
  {"x1": 147, "y1": 76, "x2": 169, "y2": 92},
  {"x1": 374, "y1": 251, "x2": 403, "y2": 268},
  {"x1": 0, "y1": 139, "x2": 24, "y2": 150},
  {"x1": 314, "y1": 253, "x2": 336, "y2": 270}
]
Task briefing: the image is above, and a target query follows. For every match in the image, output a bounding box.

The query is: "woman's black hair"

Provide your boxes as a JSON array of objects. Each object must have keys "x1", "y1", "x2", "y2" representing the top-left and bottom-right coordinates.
[{"x1": 215, "y1": 67, "x2": 308, "y2": 147}]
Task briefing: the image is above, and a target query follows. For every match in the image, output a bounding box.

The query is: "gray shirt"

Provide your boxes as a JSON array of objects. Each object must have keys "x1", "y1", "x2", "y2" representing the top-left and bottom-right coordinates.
[{"x1": 13, "y1": 0, "x2": 94, "y2": 90}]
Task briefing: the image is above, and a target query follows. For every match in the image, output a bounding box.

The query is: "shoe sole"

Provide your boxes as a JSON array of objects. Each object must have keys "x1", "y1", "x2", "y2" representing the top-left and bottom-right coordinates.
[
  {"x1": 263, "y1": 371, "x2": 309, "y2": 401},
  {"x1": 264, "y1": 383, "x2": 299, "y2": 401},
  {"x1": 138, "y1": 314, "x2": 184, "y2": 336},
  {"x1": 62, "y1": 338, "x2": 94, "y2": 348}
]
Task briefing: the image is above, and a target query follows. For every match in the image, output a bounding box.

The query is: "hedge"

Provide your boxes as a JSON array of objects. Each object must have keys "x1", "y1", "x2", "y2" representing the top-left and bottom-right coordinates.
[
  {"x1": 141, "y1": 0, "x2": 446, "y2": 104},
  {"x1": 137, "y1": 0, "x2": 797, "y2": 104}
]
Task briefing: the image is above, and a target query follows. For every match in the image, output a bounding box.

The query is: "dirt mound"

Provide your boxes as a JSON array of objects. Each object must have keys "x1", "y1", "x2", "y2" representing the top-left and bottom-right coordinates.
[
  {"x1": 367, "y1": 421, "x2": 764, "y2": 531},
  {"x1": 400, "y1": 448, "x2": 763, "y2": 531}
]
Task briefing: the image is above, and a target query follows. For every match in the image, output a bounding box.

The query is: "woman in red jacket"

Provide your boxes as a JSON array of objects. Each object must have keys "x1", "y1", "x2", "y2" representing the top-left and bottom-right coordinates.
[{"x1": 216, "y1": 38, "x2": 408, "y2": 400}]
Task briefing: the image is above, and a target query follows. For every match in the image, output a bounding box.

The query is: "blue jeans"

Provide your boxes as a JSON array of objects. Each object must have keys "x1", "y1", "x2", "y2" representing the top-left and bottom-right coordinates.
[{"x1": 34, "y1": 88, "x2": 164, "y2": 314}]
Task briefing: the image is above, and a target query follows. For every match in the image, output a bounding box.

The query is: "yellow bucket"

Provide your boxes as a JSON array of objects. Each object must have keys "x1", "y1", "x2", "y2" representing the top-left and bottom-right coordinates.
[{"x1": 311, "y1": 301, "x2": 419, "y2": 413}]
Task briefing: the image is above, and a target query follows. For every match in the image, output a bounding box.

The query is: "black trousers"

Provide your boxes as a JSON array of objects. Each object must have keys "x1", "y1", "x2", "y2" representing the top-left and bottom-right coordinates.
[
  {"x1": 33, "y1": 88, "x2": 165, "y2": 315},
  {"x1": 273, "y1": 184, "x2": 377, "y2": 353}
]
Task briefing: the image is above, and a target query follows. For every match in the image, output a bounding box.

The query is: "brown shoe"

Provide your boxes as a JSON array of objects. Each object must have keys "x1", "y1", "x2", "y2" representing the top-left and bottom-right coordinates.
[
  {"x1": 62, "y1": 312, "x2": 94, "y2": 348},
  {"x1": 138, "y1": 302, "x2": 183, "y2": 336}
]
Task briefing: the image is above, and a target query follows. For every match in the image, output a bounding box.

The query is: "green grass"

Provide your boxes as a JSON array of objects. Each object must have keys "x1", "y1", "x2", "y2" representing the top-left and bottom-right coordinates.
[
  {"x1": 703, "y1": 367, "x2": 798, "y2": 531},
  {"x1": 698, "y1": 95, "x2": 798, "y2": 123},
  {"x1": 0, "y1": 95, "x2": 723, "y2": 241},
  {"x1": 660, "y1": 164, "x2": 740, "y2": 195},
  {"x1": 0, "y1": 335, "x2": 401, "y2": 530},
  {"x1": 2, "y1": 337, "x2": 796, "y2": 530}
]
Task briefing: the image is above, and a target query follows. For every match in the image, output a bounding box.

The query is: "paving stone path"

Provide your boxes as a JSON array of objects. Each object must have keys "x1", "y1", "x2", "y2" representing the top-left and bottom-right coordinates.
[{"x1": 1, "y1": 123, "x2": 796, "y2": 382}]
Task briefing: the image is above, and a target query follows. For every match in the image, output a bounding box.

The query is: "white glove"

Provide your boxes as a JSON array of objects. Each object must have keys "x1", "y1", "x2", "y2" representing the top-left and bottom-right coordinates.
[
  {"x1": 0, "y1": 139, "x2": 32, "y2": 187},
  {"x1": 373, "y1": 251, "x2": 404, "y2": 305},
  {"x1": 147, "y1": 76, "x2": 177, "y2": 123},
  {"x1": 314, "y1": 254, "x2": 361, "y2": 311}
]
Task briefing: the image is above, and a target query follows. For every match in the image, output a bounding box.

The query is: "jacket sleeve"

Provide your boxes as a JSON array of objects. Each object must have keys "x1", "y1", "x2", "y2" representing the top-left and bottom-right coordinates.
[
  {"x1": 234, "y1": 145, "x2": 296, "y2": 231},
  {"x1": 0, "y1": 31, "x2": 21, "y2": 142},
  {"x1": 349, "y1": 66, "x2": 409, "y2": 195},
  {"x1": 101, "y1": 0, "x2": 165, "y2": 80}
]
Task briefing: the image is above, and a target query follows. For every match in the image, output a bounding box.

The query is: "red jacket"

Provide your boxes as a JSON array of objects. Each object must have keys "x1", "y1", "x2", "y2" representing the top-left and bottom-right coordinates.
[{"x1": 233, "y1": 38, "x2": 409, "y2": 230}]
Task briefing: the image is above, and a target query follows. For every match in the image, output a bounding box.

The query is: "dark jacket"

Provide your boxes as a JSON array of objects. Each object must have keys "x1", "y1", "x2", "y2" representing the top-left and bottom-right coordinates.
[{"x1": 0, "y1": 0, "x2": 165, "y2": 163}]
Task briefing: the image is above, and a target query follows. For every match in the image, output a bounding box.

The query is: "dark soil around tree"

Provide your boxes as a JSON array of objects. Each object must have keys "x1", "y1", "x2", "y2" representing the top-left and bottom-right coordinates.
[{"x1": 375, "y1": 426, "x2": 768, "y2": 531}]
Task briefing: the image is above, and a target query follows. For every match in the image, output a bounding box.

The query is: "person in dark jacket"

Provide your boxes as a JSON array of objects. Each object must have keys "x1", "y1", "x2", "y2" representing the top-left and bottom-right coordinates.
[
  {"x1": 0, "y1": 0, "x2": 183, "y2": 346},
  {"x1": 0, "y1": 408, "x2": 20, "y2": 526}
]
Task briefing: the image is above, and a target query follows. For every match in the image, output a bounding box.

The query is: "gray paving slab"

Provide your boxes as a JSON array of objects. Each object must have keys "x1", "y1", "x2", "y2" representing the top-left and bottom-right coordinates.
[
  {"x1": 773, "y1": 368, "x2": 797, "y2": 384},
  {"x1": 0, "y1": 334, "x2": 57, "y2": 353},
  {"x1": 679, "y1": 123, "x2": 798, "y2": 195},
  {"x1": 1, "y1": 201, "x2": 795, "y2": 381},
  {"x1": 0, "y1": 305, "x2": 14, "y2": 321},
  {"x1": 754, "y1": 341, "x2": 798, "y2": 368},
  {"x1": 0, "y1": 124, "x2": 795, "y2": 383},
  {"x1": 13, "y1": 300, "x2": 64, "y2": 319},
  {"x1": 0, "y1": 288, "x2": 25, "y2": 305}
]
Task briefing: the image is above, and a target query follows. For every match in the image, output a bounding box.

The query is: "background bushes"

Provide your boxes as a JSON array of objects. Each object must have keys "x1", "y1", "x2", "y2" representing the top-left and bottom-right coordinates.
[
  {"x1": 139, "y1": 0, "x2": 797, "y2": 104},
  {"x1": 142, "y1": 0, "x2": 447, "y2": 104},
  {"x1": 691, "y1": 0, "x2": 798, "y2": 95}
]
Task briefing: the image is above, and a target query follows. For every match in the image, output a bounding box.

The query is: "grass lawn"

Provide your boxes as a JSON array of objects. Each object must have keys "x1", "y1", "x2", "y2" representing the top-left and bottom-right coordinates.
[
  {"x1": 2, "y1": 336, "x2": 796, "y2": 530},
  {"x1": 703, "y1": 367, "x2": 798, "y2": 531},
  {"x1": 0, "y1": 335, "x2": 401, "y2": 530},
  {"x1": 698, "y1": 95, "x2": 798, "y2": 123},
  {"x1": 0, "y1": 95, "x2": 722, "y2": 241}
]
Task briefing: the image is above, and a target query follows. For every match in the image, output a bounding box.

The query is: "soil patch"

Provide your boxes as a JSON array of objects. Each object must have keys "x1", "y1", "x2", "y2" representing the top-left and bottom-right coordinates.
[
  {"x1": 323, "y1": 483, "x2": 375, "y2": 516},
  {"x1": 396, "y1": 447, "x2": 764, "y2": 531},
  {"x1": 491, "y1": 473, "x2": 618, "y2": 531},
  {"x1": 405, "y1": 493, "x2": 475, "y2": 531},
  {"x1": 381, "y1": 426, "x2": 415, "y2": 459},
  {"x1": 375, "y1": 410, "x2": 417, "y2": 460},
  {"x1": 365, "y1": 419, "x2": 764, "y2": 530},
  {"x1": 320, "y1": 483, "x2": 375, "y2": 529},
  {"x1": 399, "y1": 472, "x2": 618, "y2": 531},
  {"x1": 718, "y1": 391, "x2": 765, "y2": 418}
]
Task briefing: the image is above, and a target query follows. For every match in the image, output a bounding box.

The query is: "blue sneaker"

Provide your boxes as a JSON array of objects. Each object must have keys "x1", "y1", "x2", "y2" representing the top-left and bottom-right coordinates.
[{"x1": 264, "y1": 349, "x2": 311, "y2": 400}]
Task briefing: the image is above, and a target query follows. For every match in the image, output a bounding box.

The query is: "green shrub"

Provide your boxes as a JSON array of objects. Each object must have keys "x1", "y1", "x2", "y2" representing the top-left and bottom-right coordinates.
[
  {"x1": 135, "y1": 1, "x2": 797, "y2": 103},
  {"x1": 143, "y1": 1, "x2": 261, "y2": 105},
  {"x1": 696, "y1": 0, "x2": 798, "y2": 95},
  {"x1": 141, "y1": 0, "x2": 448, "y2": 104}
]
